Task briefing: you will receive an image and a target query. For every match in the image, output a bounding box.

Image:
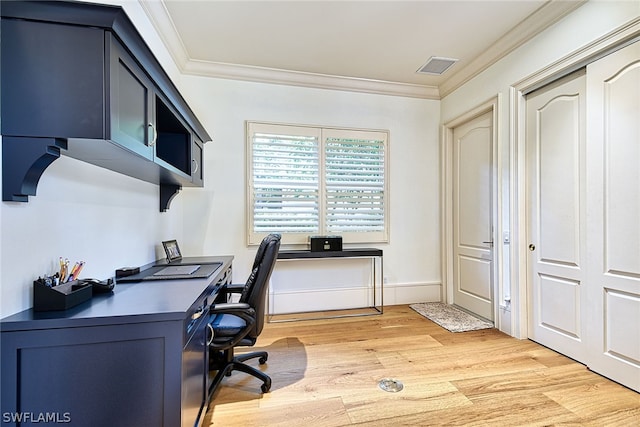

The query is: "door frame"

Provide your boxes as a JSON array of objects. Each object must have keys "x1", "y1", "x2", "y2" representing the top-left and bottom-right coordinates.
[
  {"x1": 510, "y1": 20, "x2": 640, "y2": 339},
  {"x1": 442, "y1": 97, "x2": 501, "y2": 325}
]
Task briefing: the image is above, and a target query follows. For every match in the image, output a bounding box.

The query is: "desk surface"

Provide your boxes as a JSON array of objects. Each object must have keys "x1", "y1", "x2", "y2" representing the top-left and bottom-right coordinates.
[
  {"x1": 0, "y1": 256, "x2": 233, "y2": 332},
  {"x1": 277, "y1": 248, "x2": 382, "y2": 260}
]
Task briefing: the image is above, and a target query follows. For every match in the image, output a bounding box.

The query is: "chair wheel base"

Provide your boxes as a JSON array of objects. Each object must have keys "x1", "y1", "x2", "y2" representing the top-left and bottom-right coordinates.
[{"x1": 209, "y1": 350, "x2": 272, "y2": 394}]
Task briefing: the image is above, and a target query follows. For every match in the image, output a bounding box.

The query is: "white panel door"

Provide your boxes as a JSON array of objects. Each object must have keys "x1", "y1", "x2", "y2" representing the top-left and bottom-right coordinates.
[
  {"x1": 452, "y1": 111, "x2": 494, "y2": 321},
  {"x1": 526, "y1": 71, "x2": 587, "y2": 362},
  {"x1": 585, "y1": 41, "x2": 640, "y2": 392}
]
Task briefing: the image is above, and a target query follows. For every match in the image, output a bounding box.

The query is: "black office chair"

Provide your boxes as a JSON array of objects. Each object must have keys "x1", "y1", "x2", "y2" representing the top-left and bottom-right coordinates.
[{"x1": 207, "y1": 233, "x2": 281, "y2": 394}]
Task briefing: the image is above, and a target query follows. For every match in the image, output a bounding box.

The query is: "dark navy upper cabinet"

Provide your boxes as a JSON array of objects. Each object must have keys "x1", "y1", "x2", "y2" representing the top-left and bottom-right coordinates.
[{"x1": 0, "y1": 0, "x2": 211, "y2": 210}]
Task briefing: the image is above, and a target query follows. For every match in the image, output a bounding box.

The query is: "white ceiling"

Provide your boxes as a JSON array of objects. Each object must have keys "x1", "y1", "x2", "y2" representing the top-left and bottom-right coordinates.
[{"x1": 141, "y1": 0, "x2": 585, "y2": 98}]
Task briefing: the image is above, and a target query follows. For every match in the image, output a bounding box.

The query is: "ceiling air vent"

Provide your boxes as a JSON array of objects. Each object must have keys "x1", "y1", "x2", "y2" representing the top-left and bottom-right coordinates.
[{"x1": 417, "y1": 56, "x2": 458, "y2": 75}]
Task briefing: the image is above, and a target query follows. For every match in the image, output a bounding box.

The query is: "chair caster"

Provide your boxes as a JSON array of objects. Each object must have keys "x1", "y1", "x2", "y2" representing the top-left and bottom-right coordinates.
[
  {"x1": 261, "y1": 378, "x2": 272, "y2": 393},
  {"x1": 259, "y1": 355, "x2": 268, "y2": 364}
]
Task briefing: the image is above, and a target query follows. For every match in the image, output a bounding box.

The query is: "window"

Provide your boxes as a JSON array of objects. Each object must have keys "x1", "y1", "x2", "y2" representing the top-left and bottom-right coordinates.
[{"x1": 247, "y1": 122, "x2": 389, "y2": 245}]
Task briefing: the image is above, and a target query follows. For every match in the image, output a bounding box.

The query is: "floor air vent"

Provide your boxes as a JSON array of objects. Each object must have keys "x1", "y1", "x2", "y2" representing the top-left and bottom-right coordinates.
[{"x1": 378, "y1": 378, "x2": 404, "y2": 392}]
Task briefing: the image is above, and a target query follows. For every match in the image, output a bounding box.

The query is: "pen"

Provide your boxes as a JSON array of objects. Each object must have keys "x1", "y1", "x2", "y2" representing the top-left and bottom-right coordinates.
[
  {"x1": 74, "y1": 261, "x2": 85, "y2": 279},
  {"x1": 69, "y1": 261, "x2": 85, "y2": 282},
  {"x1": 68, "y1": 262, "x2": 80, "y2": 282},
  {"x1": 60, "y1": 259, "x2": 69, "y2": 282}
]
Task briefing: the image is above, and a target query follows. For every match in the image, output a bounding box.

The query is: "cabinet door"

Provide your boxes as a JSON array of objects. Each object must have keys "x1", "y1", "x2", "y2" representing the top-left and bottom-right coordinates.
[
  {"x1": 1, "y1": 321, "x2": 182, "y2": 427},
  {"x1": 107, "y1": 34, "x2": 155, "y2": 160}
]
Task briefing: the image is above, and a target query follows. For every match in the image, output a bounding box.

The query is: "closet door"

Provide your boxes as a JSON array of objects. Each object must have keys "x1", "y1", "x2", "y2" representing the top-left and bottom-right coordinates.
[
  {"x1": 585, "y1": 40, "x2": 640, "y2": 392},
  {"x1": 526, "y1": 70, "x2": 587, "y2": 362}
]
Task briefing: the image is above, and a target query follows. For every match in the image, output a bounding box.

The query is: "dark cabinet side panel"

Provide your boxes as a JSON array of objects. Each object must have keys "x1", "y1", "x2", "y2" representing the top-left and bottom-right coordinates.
[
  {"x1": 1, "y1": 19, "x2": 104, "y2": 139},
  {"x1": 192, "y1": 138, "x2": 204, "y2": 187},
  {"x1": 20, "y1": 339, "x2": 164, "y2": 426},
  {"x1": 1, "y1": 321, "x2": 182, "y2": 427}
]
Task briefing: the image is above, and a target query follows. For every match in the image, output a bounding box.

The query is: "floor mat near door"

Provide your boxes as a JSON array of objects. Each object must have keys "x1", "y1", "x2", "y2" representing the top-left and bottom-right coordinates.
[{"x1": 410, "y1": 302, "x2": 494, "y2": 332}]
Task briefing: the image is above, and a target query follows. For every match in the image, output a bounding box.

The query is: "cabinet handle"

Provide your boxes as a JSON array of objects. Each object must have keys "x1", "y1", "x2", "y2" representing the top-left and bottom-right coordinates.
[
  {"x1": 192, "y1": 305, "x2": 204, "y2": 320},
  {"x1": 206, "y1": 323, "x2": 215, "y2": 346},
  {"x1": 148, "y1": 123, "x2": 157, "y2": 146},
  {"x1": 192, "y1": 158, "x2": 199, "y2": 174}
]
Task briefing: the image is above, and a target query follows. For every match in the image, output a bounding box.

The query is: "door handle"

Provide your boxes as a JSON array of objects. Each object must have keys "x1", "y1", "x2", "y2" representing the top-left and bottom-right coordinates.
[{"x1": 529, "y1": 244, "x2": 536, "y2": 251}]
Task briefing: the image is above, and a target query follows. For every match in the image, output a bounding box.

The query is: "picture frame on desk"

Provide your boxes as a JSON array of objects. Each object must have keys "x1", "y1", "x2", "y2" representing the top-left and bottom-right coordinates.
[{"x1": 162, "y1": 239, "x2": 182, "y2": 262}]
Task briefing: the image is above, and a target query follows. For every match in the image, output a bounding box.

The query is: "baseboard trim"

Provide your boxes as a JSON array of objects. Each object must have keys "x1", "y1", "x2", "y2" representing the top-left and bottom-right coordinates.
[{"x1": 268, "y1": 281, "x2": 441, "y2": 315}]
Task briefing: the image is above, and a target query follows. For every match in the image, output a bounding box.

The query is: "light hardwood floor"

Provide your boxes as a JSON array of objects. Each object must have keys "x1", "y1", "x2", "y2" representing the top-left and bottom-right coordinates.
[{"x1": 205, "y1": 305, "x2": 639, "y2": 426}]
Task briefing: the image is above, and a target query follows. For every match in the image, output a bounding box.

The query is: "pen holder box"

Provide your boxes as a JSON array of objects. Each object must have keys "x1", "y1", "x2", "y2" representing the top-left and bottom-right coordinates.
[{"x1": 33, "y1": 279, "x2": 92, "y2": 311}]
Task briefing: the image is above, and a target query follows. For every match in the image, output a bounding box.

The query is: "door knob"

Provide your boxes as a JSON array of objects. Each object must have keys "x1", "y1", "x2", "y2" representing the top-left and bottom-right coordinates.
[{"x1": 529, "y1": 244, "x2": 536, "y2": 251}]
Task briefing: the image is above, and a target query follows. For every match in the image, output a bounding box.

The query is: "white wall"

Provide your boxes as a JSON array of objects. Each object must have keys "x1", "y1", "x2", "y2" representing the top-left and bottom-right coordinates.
[
  {"x1": 0, "y1": 157, "x2": 186, "y2": 316},
  {"x1": 0, "y1": 0, "x2": 185, "y2": 317},
  {"x1": 0, "y1": 0, "x2": 442, "y2": 317},
  {"x1": 178, "y1": 77, "x2": 443, "y2": 310},
  {"x1": 440, "y1": 0, "x2": 639, "y2": 334}
]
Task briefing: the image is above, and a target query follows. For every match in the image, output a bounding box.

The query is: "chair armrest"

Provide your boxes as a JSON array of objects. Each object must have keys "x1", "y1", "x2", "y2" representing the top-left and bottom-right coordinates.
[
  {"x1": 225, "y1": 283, "x2": 245, "y2": 293},
  {"x1": 214, "y1": 283, "x2": 245, "y2": 303},
  {"x1": 210, "y1": 302, "x2": 253, "y2": 316}
]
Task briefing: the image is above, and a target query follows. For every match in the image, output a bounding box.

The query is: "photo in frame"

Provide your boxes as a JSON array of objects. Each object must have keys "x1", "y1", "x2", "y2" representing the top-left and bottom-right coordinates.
[{"x1": 162, "y1": 240, "x2": 182, "y2": 262}]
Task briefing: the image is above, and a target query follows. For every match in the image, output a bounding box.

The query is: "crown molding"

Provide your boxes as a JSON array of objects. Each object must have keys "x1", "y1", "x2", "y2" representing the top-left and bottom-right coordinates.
[
  {"x1": 438, "y1": 0, "x2": 587, "y2": 97},
  {"x1": 140, "y1": 0, "x2": 585, "y2": 100},
  {"x1": 183, "y1": 60, "x2": 440, "y2": 99},
  {"x1": 514, "y1": 15, "x2": 640, "y2": 94},
  {"x1": 138, "y1": 0, "x2": 189, "y2": 68}
]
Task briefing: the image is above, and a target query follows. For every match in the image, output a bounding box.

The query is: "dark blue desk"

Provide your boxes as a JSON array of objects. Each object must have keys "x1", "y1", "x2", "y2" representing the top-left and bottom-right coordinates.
[{"x1": 1, "y1": 256, "x2": 233, "y2": 427}]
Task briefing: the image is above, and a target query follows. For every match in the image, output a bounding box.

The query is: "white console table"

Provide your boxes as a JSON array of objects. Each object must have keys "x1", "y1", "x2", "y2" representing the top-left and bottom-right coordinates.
[{"x1": 268, "y1": 249, "x2": 383, "y2": 322}]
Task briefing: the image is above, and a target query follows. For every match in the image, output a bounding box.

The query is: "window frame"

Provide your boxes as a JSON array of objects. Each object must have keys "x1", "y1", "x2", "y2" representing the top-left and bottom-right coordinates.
[{"x1": 246, "y1": 121, "x2": 389, "y2": 246}]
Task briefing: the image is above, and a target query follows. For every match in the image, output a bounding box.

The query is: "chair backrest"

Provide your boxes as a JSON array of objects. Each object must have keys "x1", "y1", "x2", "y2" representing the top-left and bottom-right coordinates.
[{"x1": 239, "y1": 234, "x2": 281, "y2": 338}]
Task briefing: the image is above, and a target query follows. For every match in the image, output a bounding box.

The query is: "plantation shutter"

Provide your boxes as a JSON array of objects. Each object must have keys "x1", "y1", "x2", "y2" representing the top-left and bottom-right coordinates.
[
  {"x1": 247, "y1": 122, "x2": 388, "y2": 245},
  {"x1": 324, "y1": 130, "x2": 386, "y2": 234},
  {"x1": 249, "y1": 123, "x2": 320, "y2": 239}
]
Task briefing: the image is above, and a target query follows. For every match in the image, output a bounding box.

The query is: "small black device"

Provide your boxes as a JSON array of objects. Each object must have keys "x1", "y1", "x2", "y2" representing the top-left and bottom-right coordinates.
[
  {"x1": 309, "y1": 235, "x2": 343, "y2": 252},
  {"x1": 115, "y1": 267, "x2": 140, "y2": 278},
  {"x1": 84, "y1": 278, "x2": 115, "y2": 293}
]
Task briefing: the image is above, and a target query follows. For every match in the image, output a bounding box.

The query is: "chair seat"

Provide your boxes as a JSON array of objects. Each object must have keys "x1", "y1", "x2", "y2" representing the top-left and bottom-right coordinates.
[{"x1": 210, "y1": 313, "x2": 246, "y2": 337}]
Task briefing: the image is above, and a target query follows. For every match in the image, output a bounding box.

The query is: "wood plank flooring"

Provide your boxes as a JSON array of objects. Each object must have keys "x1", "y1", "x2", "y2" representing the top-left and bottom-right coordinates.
[{"x1": 205, "y1": 305, "x2": 639, "y2": 426}]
